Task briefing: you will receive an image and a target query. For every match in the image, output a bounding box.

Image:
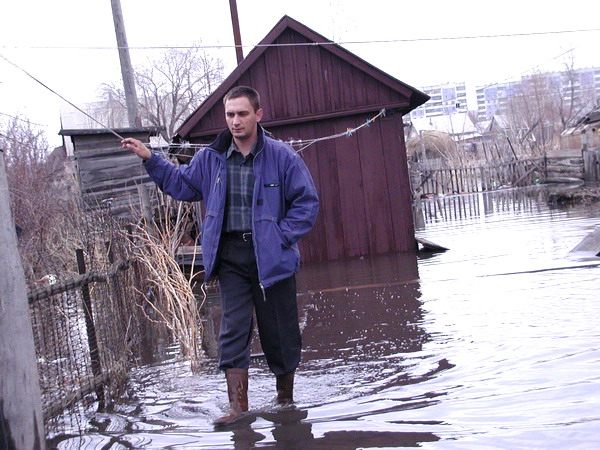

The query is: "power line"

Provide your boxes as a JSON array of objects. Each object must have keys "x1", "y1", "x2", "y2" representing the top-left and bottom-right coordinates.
[
  {"x1": 145, "y1": 109, "x2": 387, "y2": 158},
  {"x1": 2, "y1": 27, "x2": 599, "y2": 51},
  {"x1": 0, "y1": 132, "x2": 38, "y2": 148},
  {"x1": 479, "y1": 47, "x2": 579, "y2": 91},
  {"x1": 0, "y1": 54, "x2": 125, "y2": 141},
  {"x1": 0, "y1": 111, "x2": 46, "y2": 127}
]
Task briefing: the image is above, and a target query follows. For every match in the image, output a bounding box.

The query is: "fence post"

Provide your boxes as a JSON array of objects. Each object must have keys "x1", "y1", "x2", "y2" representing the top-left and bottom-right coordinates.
[
  {"x1": 0, "y1": 149, "x2": 46, "y2": 449},
  {"x1": 75, "y1": 249, "x2": 105, "y2": 409}
]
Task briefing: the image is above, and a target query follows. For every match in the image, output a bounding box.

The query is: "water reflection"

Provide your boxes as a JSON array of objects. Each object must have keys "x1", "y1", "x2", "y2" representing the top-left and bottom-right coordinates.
[
  {"x1": 415, "y1": 185, "x2": 552, "y2": 226},
  {"x1": 49, "y1": 185, "x2": 600, "y2": 448}
]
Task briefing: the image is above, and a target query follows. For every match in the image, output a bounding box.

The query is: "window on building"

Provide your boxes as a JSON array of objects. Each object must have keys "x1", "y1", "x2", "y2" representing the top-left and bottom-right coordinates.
[{"x1": 442, "y1": 86, "x2": 457, "y2": 102}]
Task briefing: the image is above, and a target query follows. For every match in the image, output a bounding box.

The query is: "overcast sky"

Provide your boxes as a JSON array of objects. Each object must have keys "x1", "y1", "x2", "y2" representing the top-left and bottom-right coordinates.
[{"x1": 1, "y1": 0, "x2": 598, "y2": 147}]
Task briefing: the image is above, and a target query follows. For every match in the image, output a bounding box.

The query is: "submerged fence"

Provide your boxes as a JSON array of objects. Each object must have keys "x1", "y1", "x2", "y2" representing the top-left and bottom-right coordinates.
[
  {"x1": 411, "y1": 157, "x2": 546, "y2": 197},
  {"x1": 22, "y1": 213, "x2": 163, "y2": 438},
  {"x1": 414, "y1": 185, "x2": 550, "y2": 226}
]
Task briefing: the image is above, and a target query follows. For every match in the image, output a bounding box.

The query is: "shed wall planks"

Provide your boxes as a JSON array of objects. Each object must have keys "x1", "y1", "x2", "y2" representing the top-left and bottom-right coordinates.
[
  {"x1": 177, "y1": 16, "x2": 428, "y2": 263},
  {"x1": 62, "y1": 129, "x2": 161, "y2": 218}
]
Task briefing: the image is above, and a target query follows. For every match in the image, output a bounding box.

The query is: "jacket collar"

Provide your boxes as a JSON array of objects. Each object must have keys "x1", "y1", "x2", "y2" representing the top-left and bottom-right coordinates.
[{"x1": 210, "y1": 123, "x2": 266, "y2": 155}]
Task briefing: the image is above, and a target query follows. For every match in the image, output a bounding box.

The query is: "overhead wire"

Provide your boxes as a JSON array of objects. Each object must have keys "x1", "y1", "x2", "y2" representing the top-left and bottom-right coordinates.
[
  {"x1": 0, "y1": 53, "x2": 125, "y2": 141},
  {"x1": 2, "y1": 27, "x2": 599, "y2": 51},
  {"x1": 1, "y1": 47, "x2": 389, "y2": 156},
  {"x1": 478, "y1": 46, "x2": 580, "y2": 91},
  {"x1": 144, "y1": 108, "x2": 387, "y2": 159},
  {"x1": 2, "y1": 24, "x2": 596, "y2": 149},
  {"x1": 0, "y1": 111, "x2": 46, "y2": 127}
]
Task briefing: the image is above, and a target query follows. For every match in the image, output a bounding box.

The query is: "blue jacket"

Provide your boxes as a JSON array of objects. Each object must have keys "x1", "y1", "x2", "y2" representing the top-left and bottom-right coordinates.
[{"x1": 144, "y1": 125, "x2": 319, "y2": 288}]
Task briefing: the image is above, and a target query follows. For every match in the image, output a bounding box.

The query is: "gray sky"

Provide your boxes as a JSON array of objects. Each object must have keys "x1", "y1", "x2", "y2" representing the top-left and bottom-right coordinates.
[{"x1": 1, "y1": 0, "x2": 598, "y2": 146}]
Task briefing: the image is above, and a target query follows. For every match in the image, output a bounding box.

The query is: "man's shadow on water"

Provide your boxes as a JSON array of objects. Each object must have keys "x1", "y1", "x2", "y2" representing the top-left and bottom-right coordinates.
[{"x1": 219, "y1": 407, "x2": 440, "y2": 449}]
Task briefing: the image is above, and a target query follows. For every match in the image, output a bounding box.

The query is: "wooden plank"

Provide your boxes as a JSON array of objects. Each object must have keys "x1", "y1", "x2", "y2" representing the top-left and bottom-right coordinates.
[
  {"x1": 84, "y1": 181, "x2": 156, "y2": 203},
  {"x1": 300, "y1": 43, "x2": 317, "y2": 115},
  {"x1": 268, "y1": 47, "x2": 286, "y2": 119},
  {"x1": 314, "y1": 119, "x2": 345, "y2": 260},
  {"x1": 380, "y1": 114, "x2": 415, "y2": 252},
  {"x1": 77, "y1": 154, "x2": 144, "y2": 172},
  {"x1": 332, "y1": 54, "x2": 349, "y2": 109},
  {"x1": 310, "y1": 47, "x2": 331, "y2": 112},
  {"x1": 294, "y1": 122, "x2": 325, "y2": 263},
  {"x1": 416, "y1": 237, "x2": 449, "y2": 252},
  {"x1": 357, "y1": 113, "x2": 394, "y2": 255},
  {"x1": 570, "y1": 226, "x2": 600, "y2": 257},
  {"x1": 333, "y1": 116, "x2": 369, "y2": 257},
  {"x1": 277, "y1": 32, "x2": 299, "y2": 118},
  {"x1": 249, "y1": 55, "x2": 270, "y2": 116},
  {"x1": 82, "y1": 175, "x2": 153, "y2": 193}
]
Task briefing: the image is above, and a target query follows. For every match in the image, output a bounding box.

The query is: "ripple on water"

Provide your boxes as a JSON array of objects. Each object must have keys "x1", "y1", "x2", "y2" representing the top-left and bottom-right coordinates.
[{"x1": 51, "y1": 188, "x2": 600, "y2": 448}]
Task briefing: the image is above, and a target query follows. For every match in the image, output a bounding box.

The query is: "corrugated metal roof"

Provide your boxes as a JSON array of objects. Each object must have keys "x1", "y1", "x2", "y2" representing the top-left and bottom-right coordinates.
[{"x1": 410, "y1": 112, "x2": 481, "y2": 139}]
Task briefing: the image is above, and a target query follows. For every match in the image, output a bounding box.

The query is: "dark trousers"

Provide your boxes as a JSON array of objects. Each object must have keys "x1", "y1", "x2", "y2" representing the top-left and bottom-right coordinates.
[{"x1": 216, "y1": 235, "x2": 301, "y2": 376}]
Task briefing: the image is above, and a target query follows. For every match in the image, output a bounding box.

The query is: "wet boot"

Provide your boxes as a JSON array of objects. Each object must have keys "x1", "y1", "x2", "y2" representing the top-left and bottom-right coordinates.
[
  {"x1": 276, "y1": 371, "x2": 295, "y2": 405},
  {"x1": 213, "y1": 368, "x2": 249, "y2": 426}
]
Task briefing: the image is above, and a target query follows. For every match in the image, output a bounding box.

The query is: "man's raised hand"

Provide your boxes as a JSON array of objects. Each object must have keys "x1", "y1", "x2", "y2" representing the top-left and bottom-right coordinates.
[{"x1": 121, "y1": 138, "x2": 152, "y2": 160}]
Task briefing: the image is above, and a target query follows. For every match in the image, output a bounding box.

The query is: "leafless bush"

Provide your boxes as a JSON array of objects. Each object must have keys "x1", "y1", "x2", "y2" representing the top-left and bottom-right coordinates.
[
  {"x1": 1, "y1": 116, "x2": 88, "y2": 284},
  {"x1": 127, "y1": 193, "x2": 204, "y2": 372}
]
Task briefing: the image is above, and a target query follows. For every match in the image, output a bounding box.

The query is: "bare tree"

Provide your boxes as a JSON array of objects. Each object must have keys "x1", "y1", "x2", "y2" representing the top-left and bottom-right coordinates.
[
  {"x1": 100, "y1": 44, "x2": 224, "y2": 140},
  {"x1": 500, "y1": 61, "x2": 598, "y2": 157},
  {"x1": 1, "y1": 116, "x2": 81, "y2": 283},
  {"x1": 552, "y1": 58, "x2": 597, "y2": 131}
]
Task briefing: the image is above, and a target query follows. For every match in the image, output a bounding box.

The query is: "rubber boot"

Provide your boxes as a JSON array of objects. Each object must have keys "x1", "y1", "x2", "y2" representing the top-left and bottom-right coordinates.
[
  {"x1": 213, "y1": 368, "x2": 249, "y2": 426},
  {"x1": 276, "y1": 371, "x2": 295, "y2": 405}
]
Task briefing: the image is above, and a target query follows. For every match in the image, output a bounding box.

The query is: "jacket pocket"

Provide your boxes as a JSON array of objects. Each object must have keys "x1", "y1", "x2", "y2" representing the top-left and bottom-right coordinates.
[
  {"x1": 273, "y1": 221, "x2": 290, "y2": 248},
  {"x1": 255, "y1": 218, "x2": 299, "y2": 282}
]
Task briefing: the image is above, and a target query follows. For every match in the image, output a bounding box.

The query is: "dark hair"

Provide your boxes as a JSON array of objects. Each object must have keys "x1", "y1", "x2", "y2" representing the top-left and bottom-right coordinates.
[{"x1": 223, "y1": 86, "x2": 261, "y2": 112}]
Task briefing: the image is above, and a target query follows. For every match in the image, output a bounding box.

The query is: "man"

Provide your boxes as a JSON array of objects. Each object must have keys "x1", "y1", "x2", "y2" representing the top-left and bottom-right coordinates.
[{"x1": 122, "y1": 86, "x2": 319, "y2": 425}]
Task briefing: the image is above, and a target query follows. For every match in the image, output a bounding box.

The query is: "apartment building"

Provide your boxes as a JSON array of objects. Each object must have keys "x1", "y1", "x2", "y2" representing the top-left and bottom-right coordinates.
[
  {"x1": 475, "y1": 67, "x2": 600, "y2": 120},
  {"x1": 410, "y1": 82, "x2": 469, "y2": 119}
]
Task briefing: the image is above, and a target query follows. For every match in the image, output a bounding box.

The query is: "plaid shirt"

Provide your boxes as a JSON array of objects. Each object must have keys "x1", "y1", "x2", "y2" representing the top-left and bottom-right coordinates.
[{"x1": 224, "y1": 141, "x2": 256, "y2": 232}]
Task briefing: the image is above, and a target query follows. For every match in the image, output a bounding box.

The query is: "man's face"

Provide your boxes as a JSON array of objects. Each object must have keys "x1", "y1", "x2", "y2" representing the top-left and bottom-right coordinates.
[{"x1": 225, "y1": 96, "x2": 263, "y2": 143}]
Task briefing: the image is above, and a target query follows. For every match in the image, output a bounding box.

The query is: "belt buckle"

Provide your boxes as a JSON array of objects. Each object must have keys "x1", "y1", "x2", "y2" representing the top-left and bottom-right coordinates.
[{"x1": 242, "y1": 232, "x2": 252, "y2": 242}]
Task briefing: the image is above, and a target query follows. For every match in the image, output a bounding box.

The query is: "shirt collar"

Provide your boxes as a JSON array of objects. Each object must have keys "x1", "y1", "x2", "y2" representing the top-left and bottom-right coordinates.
[{"x1": 227, "y1": 140, "x2": 257, "y2": 159}]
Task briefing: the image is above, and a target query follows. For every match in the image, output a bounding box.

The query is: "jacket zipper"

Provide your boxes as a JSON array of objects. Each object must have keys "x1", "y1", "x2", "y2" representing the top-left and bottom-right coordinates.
[
  {"x1": 209, "y1": 154, "x2": 225, "y2": 280},
  {"x1": 252, "y1": 144, "x2": 267, "y2": 301}
]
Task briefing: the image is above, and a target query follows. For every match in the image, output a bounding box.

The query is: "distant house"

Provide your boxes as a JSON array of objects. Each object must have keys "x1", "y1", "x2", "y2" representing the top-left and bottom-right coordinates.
[
  {"x1": 561, "y1": 106, "x2": 600, "y2": 152},
  {"x1": 409, "y1": 112, "x2": 481, "y2": 142},
  {"x1": 174, "y1": 15, "x2": 428, "y2": 262},
  {"x1": 405, "y1": 112, "x2": 483, "y2": 164}
]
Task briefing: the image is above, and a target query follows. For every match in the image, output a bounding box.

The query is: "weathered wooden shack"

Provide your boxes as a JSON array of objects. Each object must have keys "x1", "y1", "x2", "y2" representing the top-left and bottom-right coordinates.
[
  {"x1": 59, "y1": 127, "x2": 164, "y2": 217},
  {"x1": 176, "y1": 16, "x2": 429, "y2": 263}
]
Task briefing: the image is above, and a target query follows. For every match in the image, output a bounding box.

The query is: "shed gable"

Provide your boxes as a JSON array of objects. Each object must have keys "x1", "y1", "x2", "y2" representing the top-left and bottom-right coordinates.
[{"x1": 177, "y1": 15, "x2": 426, "y2": 141}]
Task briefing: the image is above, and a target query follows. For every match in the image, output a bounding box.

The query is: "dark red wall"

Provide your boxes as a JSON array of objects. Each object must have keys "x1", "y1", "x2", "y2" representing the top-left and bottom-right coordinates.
[
  {"x1": 184, "y1": 26, "x2": 419, "y2": 263},
  {"x1": 269, "y1": 112, "x2": 416, "y2": 262}
]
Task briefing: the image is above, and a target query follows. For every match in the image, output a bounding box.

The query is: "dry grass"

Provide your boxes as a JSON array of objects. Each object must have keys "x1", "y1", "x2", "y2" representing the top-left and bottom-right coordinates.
[{"x1": 127, "y1": 195, "x2": 204, "y2": 372}]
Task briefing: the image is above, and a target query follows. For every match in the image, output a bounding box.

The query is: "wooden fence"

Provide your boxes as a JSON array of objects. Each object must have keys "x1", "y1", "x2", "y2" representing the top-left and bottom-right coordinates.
[
  {"x1": 583, "y1": 148, "x2": 600, "y2": 182},
  {"x1": 27, "y1": 244, "x2": 154, "y2": 438},
  {"x1": 411, "y1": 157, "x2": 546, "y2": 197}
]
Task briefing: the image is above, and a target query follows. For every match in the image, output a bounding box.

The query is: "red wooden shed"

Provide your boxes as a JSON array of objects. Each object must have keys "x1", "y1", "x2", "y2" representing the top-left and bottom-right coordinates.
[{"x1": 176, "y1": 16, "x2": 429, "y2": 263}]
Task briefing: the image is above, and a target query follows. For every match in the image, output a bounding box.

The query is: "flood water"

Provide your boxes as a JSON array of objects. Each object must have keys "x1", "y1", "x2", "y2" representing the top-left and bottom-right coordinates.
[{"x1": 51, "y1": 186, "x2": 600, "y2": 448}]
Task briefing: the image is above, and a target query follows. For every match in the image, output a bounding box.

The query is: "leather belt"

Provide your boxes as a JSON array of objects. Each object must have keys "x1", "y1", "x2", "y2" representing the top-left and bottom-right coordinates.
[{"x1": 223, "y1": 231, "x2": 253, "y2": 242}]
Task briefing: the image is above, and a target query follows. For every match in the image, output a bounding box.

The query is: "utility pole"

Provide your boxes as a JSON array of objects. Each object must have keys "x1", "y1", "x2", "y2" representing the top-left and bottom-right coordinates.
[
  {"x1": 229, "y1": 0, "x2": 244, "y2": 64},
  {"x1": 0, "y1": 149, "x2": 46, "y2": 449},
  {"x1": 110, "y1": 0, "x2": 140, "y2": 127}
]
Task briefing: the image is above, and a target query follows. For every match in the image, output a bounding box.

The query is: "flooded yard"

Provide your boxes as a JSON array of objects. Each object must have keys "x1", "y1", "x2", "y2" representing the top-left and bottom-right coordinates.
[{"x1": 51, "y1": 186, "x2": 600, "y2": 448}]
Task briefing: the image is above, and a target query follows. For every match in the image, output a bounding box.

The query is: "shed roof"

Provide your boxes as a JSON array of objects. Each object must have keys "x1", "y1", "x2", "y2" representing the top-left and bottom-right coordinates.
[
  {"x1": 59, "y1": 126, "x2": 164, "y2": 136},
  {"x1": 175, "y1": 15, "x2": 428, "y2": 140}
]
